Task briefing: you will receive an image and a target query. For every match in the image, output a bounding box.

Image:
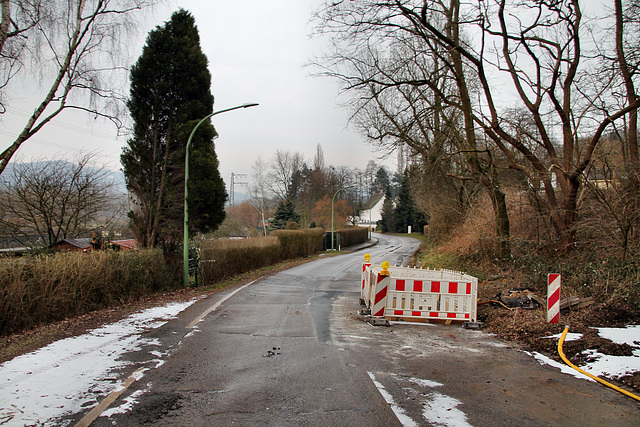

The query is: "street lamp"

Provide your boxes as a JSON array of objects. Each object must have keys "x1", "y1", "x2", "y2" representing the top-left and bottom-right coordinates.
[
  {"x1": 183, "y1": 103, "x2": 259, "y2": 286},
  {"x1": 331, "y1": 186, "x2": 354, "y2": 251}
]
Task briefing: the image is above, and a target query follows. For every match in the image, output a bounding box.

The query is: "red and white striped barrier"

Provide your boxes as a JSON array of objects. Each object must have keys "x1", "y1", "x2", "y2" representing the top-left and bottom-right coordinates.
[
  {"x1": 547, "y1": 273, "x2": 561, "y2": 323},
  {"x1": 372, "y1": 271, "x2": 390, "y2": 317},
  {"x1": 361, "y1": 258, "x2": 478, "y2": 323},
  {"x1": 386, "y1": 278, "x2": 476, "y2": 321}
]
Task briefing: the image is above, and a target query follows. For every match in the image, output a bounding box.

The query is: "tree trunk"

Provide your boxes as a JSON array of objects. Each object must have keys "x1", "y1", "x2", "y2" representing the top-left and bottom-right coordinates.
[
  {"x1": 615, "y1": 0, "x2": 639, "y2": 167},
  {"x1": 447, "y1": 0, "x2": 511, "y2": 258}
]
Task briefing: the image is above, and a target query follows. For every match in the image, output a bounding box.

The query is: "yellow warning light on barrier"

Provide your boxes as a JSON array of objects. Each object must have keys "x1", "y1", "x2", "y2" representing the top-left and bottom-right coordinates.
[
  {"x1": 364, "y1": 253, "x2": 371, "y2": 262},
  {"x1": 380, "y1": 261, "x2": 390, "y2": 276}
]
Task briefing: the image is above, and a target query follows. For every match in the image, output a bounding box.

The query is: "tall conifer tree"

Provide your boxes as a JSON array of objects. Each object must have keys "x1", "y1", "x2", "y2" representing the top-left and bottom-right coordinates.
[
  {"x1": 121, "y1": 9, "x2": 226, "y2": 248},
  {"x1": 395, "y1": 170, "x2": 427, "y2": 233},
  {"x1": 379, "y1": 186, "x2": 396, "y2": 233}
]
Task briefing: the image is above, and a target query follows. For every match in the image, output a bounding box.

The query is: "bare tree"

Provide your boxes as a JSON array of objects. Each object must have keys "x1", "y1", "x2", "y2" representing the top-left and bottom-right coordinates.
[
  {"x1": 613, "y1": 0, "x2": 640, "y2": 167},
  {"x1": 267, "y1": 149, "x2": 305, "y2": 200},
  {"x1": 315, "y1": 0, "x2": 512, "y2": 257},
  {"x1": 316, "y1": 0, "x2": 640, "y2": 252},
  {"x1": 0, "y1": 0, "x2": 157, "y2": 176},
  {"x1": 0, "y1": 153, "x2": 124, "y2": 247},
  {"x1": 250, "y1": 156, "x2": 271, "y2": 236}
]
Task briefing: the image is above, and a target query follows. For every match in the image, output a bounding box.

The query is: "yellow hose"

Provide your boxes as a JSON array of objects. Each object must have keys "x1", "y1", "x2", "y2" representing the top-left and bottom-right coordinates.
[{"x1": 557, "y1": 326, "x2": 640, "y2": 402}]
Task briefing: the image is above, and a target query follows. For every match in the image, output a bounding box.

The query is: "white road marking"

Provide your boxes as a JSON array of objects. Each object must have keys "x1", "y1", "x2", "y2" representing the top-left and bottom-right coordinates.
[
  {"x1": 367, "y1": 371, "x2": 419, "y2": 427},
  {"x1": 186, "y1": 279, "x2": 259, "y2": 329}
]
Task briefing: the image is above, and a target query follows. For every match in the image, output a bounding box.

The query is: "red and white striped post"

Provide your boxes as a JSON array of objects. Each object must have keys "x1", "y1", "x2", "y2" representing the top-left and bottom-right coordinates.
[
  {"x1": 372, "y1": 261, "x2": 391, "y2": 317},
  {"x1": 547, "y1": 273, "x2": 561, "y2": 323},
  {"x1": 362, "y1": 253, "x2": 371, "y2": 293}
]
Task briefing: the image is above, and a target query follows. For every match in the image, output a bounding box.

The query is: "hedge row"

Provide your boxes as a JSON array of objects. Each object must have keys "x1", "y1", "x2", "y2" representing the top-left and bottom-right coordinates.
[
  {"x1": 0, "y1": 250, "x2": 178, "y2": 335},
  {"x1": 335, "y1": 227, "x2": 369, "y2": 247},
  {"x1": 270, "y1": 227, "x2": 325, "y2": 259},
  {"x1": 199, "y1": 228, "x2": 325, "y2": 285},
  {"x1": 199, "y1": 236, "x2": 282, "y2": 284}
]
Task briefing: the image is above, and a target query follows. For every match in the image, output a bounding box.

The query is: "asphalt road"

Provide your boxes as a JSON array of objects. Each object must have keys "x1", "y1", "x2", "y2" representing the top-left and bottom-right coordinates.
[{"x1": 78, "y1": 233, "x2": 639, "y2": 426}]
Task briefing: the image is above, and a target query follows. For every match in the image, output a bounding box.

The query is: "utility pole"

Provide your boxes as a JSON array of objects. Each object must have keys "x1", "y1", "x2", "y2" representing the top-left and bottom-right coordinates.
[{"x1": 230, "y1": 173, "x2": 248, "y2": 206}]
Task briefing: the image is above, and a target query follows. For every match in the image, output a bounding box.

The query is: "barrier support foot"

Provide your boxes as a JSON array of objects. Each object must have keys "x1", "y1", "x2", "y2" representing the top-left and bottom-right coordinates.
[
  {"x1": 365, "y1": 316, "x2": 390, "y2": 327},
  {"x1": 463, "y1": 321, "x2": 483, "y2": 330}
]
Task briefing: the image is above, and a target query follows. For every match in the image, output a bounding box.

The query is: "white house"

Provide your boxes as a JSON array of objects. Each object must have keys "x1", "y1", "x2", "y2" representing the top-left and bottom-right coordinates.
[{"x1": 356, "y1": 193, "x2": 387, "y2": 231}]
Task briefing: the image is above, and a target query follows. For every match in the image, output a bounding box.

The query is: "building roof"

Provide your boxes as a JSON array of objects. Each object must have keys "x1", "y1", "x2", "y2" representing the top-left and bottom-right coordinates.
[
  {"x1": 363, "y1": 193, "x2": 385, "y2": 208},
  {"x1": 53, "y1": 238, "x2": 92, "y2": 249},
  {"x1": 112, "y1": 239, "x2": 137, "y2": 250}
]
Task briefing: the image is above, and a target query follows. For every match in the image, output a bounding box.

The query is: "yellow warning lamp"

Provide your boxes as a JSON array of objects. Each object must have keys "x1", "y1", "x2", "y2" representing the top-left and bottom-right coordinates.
[{"x1": 380, "y1": 261, "x2": 390, "y2": 276}]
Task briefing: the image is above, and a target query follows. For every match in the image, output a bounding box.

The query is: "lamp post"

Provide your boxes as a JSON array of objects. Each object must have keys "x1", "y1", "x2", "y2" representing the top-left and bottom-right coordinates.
[
  {"x1": 183, "y1": 103, "x2": 259, "y2": 286},
  {"x1": 331, "y1": 186, "x2": 354, "y2": 251}
]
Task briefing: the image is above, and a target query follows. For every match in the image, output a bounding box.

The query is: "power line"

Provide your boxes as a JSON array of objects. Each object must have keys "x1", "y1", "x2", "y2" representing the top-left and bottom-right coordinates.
[{"x1": 6, "y1": 108, "x2": 123, "y2": 141}]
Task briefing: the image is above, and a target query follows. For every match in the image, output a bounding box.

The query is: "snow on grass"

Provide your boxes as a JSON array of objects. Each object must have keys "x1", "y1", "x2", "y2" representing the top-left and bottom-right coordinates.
[
  {"x1": 0, "y1": 300, "x2": 196, "y2": 426},
  {"x1": 579, "y1": 348, "x2": 640, "y2": 378},
  {"x1": 541, "y1": 332, "x2": 583, "y2": 341},
  {"x1": 596, "y1": 325, "x2": 640, "y2": 346}
]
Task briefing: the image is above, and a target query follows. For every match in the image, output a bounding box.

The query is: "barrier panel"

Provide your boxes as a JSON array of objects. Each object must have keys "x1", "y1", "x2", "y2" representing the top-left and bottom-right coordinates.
[
  {"x1": 361, "y1": 253, "x2": 371, "y2": 300},
  {"x1": 360, "y1": 255, "x2": 478, "y2": 324}
]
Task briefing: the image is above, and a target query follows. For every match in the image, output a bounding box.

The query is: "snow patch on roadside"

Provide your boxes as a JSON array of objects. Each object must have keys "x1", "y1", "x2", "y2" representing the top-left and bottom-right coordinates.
[
  {"x1": 421, "y1": 392, "x2": 473, "y2": 427},
  {"x1": 529, "y1": 352, "x2": 595, "y2": 381},
  {"x1": 0, "y1": 300, "x2": 196, "y2": 426},
  {"x1": 102, "y1": 388, "x2": 148, "y2": 417},
  {"x1": 370, "y1": 372, "x2": 471, "y2": 427},
  {"x1": 408, "y1": 377, "x2": 443, "y2": 388}
]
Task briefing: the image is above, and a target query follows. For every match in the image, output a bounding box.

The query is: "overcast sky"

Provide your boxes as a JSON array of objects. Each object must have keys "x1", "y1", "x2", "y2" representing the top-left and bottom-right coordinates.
[{"x1": 0, "y1": 0, "x2": 396, "y2": 192}]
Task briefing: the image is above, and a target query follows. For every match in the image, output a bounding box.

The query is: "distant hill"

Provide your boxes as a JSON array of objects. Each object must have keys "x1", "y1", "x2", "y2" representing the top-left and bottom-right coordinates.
[
  {"x1": 1, "y1": 161, "x2": 126, "y2": 194},
  {"x1": 232, "y1": 192, "x2": 251, "y2": 204}
]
